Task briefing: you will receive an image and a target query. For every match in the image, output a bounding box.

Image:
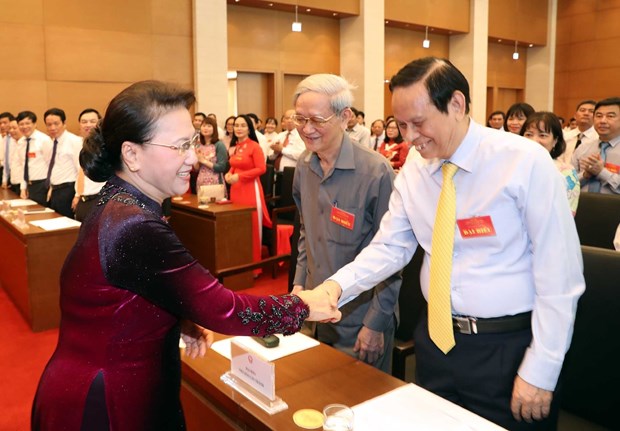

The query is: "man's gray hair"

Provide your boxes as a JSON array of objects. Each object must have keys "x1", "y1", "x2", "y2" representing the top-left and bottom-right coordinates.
[{"x1": 292, "y1": 74, "x2": 355, "y2": 114}]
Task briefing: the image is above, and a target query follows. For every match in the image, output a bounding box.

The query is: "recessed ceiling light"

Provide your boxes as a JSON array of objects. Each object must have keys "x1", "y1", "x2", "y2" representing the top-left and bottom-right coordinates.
[
  {"x1": 385, "y1": 20, "x2": 389, "y2": 24},
  {"x1": 306, "y1": 8, "x2": 311, "y2": 12},
  {"x1": 333, "y1": 12, "x2": 338, "y2": 16},
  {"x1": 529, "y1": 43, "x2": 534, "y2": 47},
  {"x1": 498, "y1": 39, "x2": 502, "y2": 43}
]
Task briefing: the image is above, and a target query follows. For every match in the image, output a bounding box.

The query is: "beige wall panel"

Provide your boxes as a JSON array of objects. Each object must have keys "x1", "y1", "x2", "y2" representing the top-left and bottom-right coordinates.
[
  {"x1": 0, "y1": 24, "x2": 46, "y2": 80},
  {"x1": 228, "y1": 6, "x2": 339, "y2": 75},
  {"x1": 236, "y1": 72, "x2": 269, "y2": 121},
  {"x1": 487, "y1": 43, "x2": 526, "y2": 89},
  {"x1": 152, "y1": 0, "x2": 192, "y2": 37},
  {"x1": 282, "y1": 74, "x2": 307, "y2": 112},
  {"x1": 384, "y1": 27, "x2": 449, "y2": 80},
  {"x1": 46, "y1": 81, "x2": 130, "y2": 134},
  {"x1": 385, "y1": 0, "x2": 469, "y2": 32},
  {"x1": 0, "y1": 80, "x2": 48, "y2": 119},
  {"x1": 257, "y1": 0, "x2": 359, "y2": 15},
  {"x1": 42, "y1": 0, "x2": 151, "y2": 34},
  {"x1": 0, "y1": 0, "x2": 43, "y2": 25},
  {"x1": 44, "y1": 27, "x2": 152, "y2": 82},
  {"x1": 152, "y1": 35, "x2": 193, "y2": 86},
  {"x1": 488, "y1": 0, "x2": 547, "y2": 45},
  {"x1": 494, "y1": 88, "x2": 520, "y2": 113}
]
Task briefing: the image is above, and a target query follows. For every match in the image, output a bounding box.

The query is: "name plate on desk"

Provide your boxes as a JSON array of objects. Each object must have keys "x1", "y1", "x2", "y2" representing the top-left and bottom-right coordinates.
[{"x1": 221, "y1": 339, "x2": 288, "y2": 414}]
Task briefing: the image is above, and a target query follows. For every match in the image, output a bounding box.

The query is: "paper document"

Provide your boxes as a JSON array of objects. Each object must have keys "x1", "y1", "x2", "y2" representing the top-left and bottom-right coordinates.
[
  {"x1": 352, "y1": 384, "x2": 506, "y2": 431},
  {"x1": 29, "y1": 216, "x2": 81, "y2": 231},
  {"x1": 211, "y1": 333, "x2": 320, "y2": 361},
  {"x1": 24, "y1": 208, "x2": 55, "y2": 215},
  {"x1": 7, "y1": 199, "x2": 38, "y2": 207}
]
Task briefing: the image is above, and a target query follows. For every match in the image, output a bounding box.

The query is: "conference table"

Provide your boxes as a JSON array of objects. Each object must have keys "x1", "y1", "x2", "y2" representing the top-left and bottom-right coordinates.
[
  {"x1": 0, "y1": 189, "x2": 80, "y2": 331},
  {"x1": 169, "y1": 195, "x2": 255, "y2": 290},
  {"x1": 180, "y1": 334, "x2": 505, "y2": 431}
]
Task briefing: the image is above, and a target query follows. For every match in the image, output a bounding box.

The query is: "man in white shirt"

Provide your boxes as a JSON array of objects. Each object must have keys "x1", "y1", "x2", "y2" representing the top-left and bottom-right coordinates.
[
  {"x1": 44, "y1": 108, "x2": 82, "y2": 217},
  {"x1": 369, "y1": 119, "x2": 385, "y2": 151},
  {"x1": 73, "y1": 108, "x2": 105, "y2": 222},
  {"x1": 16, "y1": 111, "x2": 53, "y2": 205},
  {"x1": 269, "y1": 109, "x2": 305, "y2": 172},
  {"x1": 345, "y1": 107, "x2": 371, "y2": 148},
  {"x1": 561, "y1": 100, "x2": 598, "y2": 164},
  {"x1": 0, "y1": 112, "x2": 14, "y2": 187},
  {"x1": 3, "y1": 117, "x2": 22, "y2": 194},
  {"x1": 315, "y1": 57, "x2": 584, "y2": 430},
  {"x1": 572, "y1": 97, "x2": 620, "y2": 194}
]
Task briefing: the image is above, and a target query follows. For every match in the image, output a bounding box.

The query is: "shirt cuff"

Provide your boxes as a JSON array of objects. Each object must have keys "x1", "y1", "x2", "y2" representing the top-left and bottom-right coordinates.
[{"x1": 517, "y1": 346, "x2": 563, "y2": 392}]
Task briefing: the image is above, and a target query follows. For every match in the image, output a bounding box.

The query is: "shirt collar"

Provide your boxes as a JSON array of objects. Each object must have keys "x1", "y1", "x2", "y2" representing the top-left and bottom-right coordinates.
[
  {"x1": 308, "y1": 133, "x2": 356, "y2": 179},
  {"x1": 426, "y1": 118, "x2": 479, "y2": 177}
]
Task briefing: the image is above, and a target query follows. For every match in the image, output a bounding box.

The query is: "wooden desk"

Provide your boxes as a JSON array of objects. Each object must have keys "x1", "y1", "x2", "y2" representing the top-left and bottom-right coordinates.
[
  {"x1": 180, "y1": 335, "x2": 405, "y2": 431},
  {"x1": 0, "y1": 190, "x2": 79, "y2": 331},
  {"x1": 170, "y1": 195, "x2": 254, "y2": 290}
]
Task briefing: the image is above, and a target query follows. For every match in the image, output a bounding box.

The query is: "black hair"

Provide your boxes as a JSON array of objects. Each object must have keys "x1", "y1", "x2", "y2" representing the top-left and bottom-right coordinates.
[
  {"x1": 0, "y1": 112, "x2": 15, "y2": 121},
  {"x1": 389, "y1": 57, "x2": 471, "y2": 115},
  {"x1": 44, "y1": 107, "x2": 66, "y2": 123},
  {"x1": 504, "y1": 103, "x2": 535, "y2": 131},
  {"x1": 520, "y1": 111, "x2": 566, "y2": 160},
  {"x1": 16, "y1": 111, "x2": 37, "y2": 123},
  {"x1": 80, "y1": 80, "x2": 195, "y2": 182},
  {"x1": 576, "y1": 100, "x2": 597, "y2": 111},
  {"x1": 229, "y1": 114, "x2": 259, "y2": 148},
  {"x1": 265, "y1": 116, "x2": 278, "y2": 127},
  {"x1": 194, "y1": 112, "x2": 207, "y2": 120},
  {"x1": 594, "y1": 97, "x2": 620, "y2": 112},
  {"x1": 79, "y1": 108, "x2": 101, "y2": 120}
]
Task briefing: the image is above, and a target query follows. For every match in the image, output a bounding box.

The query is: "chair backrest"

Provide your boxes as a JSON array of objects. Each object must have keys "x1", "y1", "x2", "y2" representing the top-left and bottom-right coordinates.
[
  {"x1": 560, "y1": 245, "x2": 620, "y2": 429},
  {"x1": 574, "y1": 193, "x2": 620, "y2": 249},
  {"x1": 260, "y1": 163, "x2": 275, "y2": 200},
  {"x1": 279, "y1": 167, "x2": 296, "y2": 208},
  {"x1": 395, "y1": 247, "x2": 426, "y2": 341}
]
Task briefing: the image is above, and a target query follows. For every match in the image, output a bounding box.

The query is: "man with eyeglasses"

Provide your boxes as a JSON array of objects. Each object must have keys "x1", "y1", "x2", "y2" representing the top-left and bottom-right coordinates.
[{"x1": 290, "y1": 74, "x2": 401, "y2": 373}]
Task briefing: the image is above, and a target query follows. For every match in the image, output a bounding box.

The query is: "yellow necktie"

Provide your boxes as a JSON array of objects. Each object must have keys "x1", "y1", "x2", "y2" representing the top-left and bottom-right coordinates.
[{"x1": 429, "y1": 162, "x2": 458, "y2": 354}]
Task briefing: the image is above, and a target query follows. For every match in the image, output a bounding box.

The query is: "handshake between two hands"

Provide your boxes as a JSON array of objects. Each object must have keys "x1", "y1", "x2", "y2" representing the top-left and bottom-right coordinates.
[{"x1": 292, "y1": 280, "x2": 342, "y2": 323}]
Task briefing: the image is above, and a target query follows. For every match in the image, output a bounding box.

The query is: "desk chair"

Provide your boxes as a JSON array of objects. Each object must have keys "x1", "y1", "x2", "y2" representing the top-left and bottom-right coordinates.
[
  {"x1": 574, "y1": 193, "x2": 620, "y2": 249},
  {"x1": 560, "y1": 245, "x2": 620, "y2": 429},
  {"x1": 392, "y1": 247, "x2": 426, "y2": 381}
]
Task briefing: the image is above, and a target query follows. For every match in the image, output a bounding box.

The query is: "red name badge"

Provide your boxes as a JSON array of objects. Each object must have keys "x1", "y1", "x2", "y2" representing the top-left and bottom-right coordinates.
[
  {"x1": 605, "y1": 162, "x2": 620, "y2": 174},
  {"x1": 457, "y1": 216, "x2": 496, "y2": 238},
  {"x1": 27, "y1": 152, "x2": 36, "y2": 158},
  {"x1": 330, "y1": 206, "x2": 355, "y2": 230}
]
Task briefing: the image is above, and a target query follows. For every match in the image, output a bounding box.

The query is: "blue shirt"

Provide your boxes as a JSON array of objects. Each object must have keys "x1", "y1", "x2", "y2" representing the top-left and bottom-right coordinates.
[{"x1": 331, "y1": 120, "x2": 585, "y2": 391}]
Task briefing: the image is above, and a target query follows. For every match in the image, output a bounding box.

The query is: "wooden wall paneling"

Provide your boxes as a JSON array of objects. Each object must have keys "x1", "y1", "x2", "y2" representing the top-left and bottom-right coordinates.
[
  {"x1": 236, "y1": 72, "x2": 269, "y2": 122},
  {"x1": 42, "y1": 0, "x2": 152, "y2": 34},
  {"x1": 0, "y1": 23, "x2": 46, "y2": 81},
  {"x1": 46, "y1": 81, "x2": 130, "y2": 134},
  {"x1": 495, "y1": 88, "x2": 520, "y2": 114},
  {"x1": 254, "y1": 0, "x2": 360, "y2": 16},
  {"x1": 488, "y1": 0, "x2": 547, "y2": 46},
  {"x1": 152, "y1": 0, "x2": 192, "y2": 37},
  {"x1": 0, "y1": 0, "x2": 43, "y2": 25},
  {"x1": 152, "y1": 35, "x2": 193, "y2": 86},
  {"x1": 384, "y1": 27, "x2": 449, "y2": 80},
  {"x1": 44, "y1": 26, "x2": 153, "y2": 82},
  {"x1": 0, "y1": 80, "x2": 48, "y2": 121},
  {"x1": 487, "y1": 42, "x2": 527, "y2": 90},
  {"x1": 282, "y1": 74, "x2": 307, "y2": 113},
  {"x1": 385, "y1": 0, "x2": 469, "y2": 33}
]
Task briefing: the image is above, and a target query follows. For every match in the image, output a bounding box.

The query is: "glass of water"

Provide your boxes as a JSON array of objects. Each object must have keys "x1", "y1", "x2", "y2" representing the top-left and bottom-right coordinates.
[{"x1": 322, "y1": 404, "x2": 354, "y2": 431}]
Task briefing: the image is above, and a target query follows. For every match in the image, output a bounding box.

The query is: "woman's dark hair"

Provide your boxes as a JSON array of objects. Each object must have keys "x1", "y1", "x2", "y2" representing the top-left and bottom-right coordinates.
[
  {"x1": 200, "y1": 116, "x2": 219, "y2": 145},
  {"x1": 80, "y1": 80, "x2": 195, "y2": 182},
  {"x1": 229, "y1": 114, "x2": 258, "y2": 148},
  {"x1": 504, "y1": 103, "x2": 535, "y2": 131},
  {"x1": 224, "y1": 116, "x2": 235, "y2": 136},
  {"x1": 389, "y1": 57, "x2": 471, "y2": 115},
  {"x1": 383, "y1": 118, "x2": 404, "y2": 144},
  {"x1": 520, "y1": 111, "x2": 566, "y2": 159},
  {"x1": 265, "y1": 116, "x2": 278, "y2": 127}
]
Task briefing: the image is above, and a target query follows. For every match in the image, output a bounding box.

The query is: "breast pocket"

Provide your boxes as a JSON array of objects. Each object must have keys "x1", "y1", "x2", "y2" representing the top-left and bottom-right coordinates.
[{"x1": 326, "y1": 206, "x2": 367, "y2": 246}]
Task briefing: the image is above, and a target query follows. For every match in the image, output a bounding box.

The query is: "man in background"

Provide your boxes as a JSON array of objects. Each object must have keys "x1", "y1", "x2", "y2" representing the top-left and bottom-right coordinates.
[
  {"x1": 345, "y1": 107, "x2": 371, "y2": 148},
  {"x1": 73, "y1": 109, "x2": 104, "y2": 221},
  {"x1": 561, "y1": 100, "x2": 598, "y2": 164},
  {"x1": 16, "y1": 111, "x2": 52, "y2": 205}
]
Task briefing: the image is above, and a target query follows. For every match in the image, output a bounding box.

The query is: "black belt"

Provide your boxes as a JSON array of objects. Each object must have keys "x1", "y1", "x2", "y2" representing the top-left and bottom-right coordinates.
[
  {"x1": 51, "y1": 181, "x2": 74, "y2": 191},
  {"x1": 452, "y1": 311, "x2": 531, "y2": 334},
  {"x1": 28, "y1": 179, "x2": 45, "y2": 185},
  {"x1": 80, "y1": 194, "x2": 99, "y2": 202}
]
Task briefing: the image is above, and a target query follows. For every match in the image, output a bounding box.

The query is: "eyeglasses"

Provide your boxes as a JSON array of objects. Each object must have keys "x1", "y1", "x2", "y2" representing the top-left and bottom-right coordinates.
[
  {"x1": 292, "y1": 113, "x2": 337, "y2": 128},
  {"x1": 143, "y1": 132, "x2": 200, "y2": 156}
]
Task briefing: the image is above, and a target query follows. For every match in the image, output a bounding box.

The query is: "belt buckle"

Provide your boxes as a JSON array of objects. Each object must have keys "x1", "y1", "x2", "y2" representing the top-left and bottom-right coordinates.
[{"x1": 454, "y1": 316, "x2": 478, "y2": 334}]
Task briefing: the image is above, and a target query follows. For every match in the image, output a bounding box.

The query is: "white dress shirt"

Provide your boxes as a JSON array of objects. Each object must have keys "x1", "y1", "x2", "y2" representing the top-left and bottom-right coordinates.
[
  {"x1": 346, "y1": 124, "x2": 371, "y2": 149},
  {"x1": 8, "y1": 137, "x2": 22, "y2": 186},
  {"x1": 17, "y1": 129, "x2": 53, "y2": 189},
  {"x1": 50, "y1": 130, "x2": 82, "y2": 185},
  {"x1": 370, "y1": 133, "x2": 385, "y2": 151},
  {"x1": 561, "y1": 126, "x2": 598, "y2": 165},
  {"x1": 269, "y1": 128, "x2": 305, "y2": 171},
  {"x1": 255, "y1": 130, "x2": 269, "y2": 162},
  {"x1": 330, "y1": 120, "x2": 585, "y2": 392}
]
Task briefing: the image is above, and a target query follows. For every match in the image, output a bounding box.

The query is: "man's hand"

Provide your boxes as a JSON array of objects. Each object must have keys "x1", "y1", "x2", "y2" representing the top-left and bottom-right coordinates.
[
  {"x1": 292, "y1": 281, "x2": 342, "y2": 323},
  {"x1": 270, "y1": 142, "x2": 283, "y2": 153},
  {"x1": 71, "y1": 195, "x2": 80, "y2": 211},
  {"x1": 354, "y1": 326, "x2": 384, "y2": 364},
  {"x1": 510, "y1": 375, "x2": 553, "y2": 423},
  {"x1": 581, "y1": 154, "x2": 604, "y2": 176}
]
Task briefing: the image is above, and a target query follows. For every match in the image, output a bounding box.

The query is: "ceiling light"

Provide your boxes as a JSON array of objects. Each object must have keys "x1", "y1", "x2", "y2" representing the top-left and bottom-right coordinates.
[
  {"x1": 423, "y1": 26, "x2": 430, "y2": 48},
  {"x1": 292, "y1": 4, "x2": 302, "y2": 32},
  {"x1": 513, "y1": 41, "x2": 519, "y2": 60},
  {"x1": 529, "y1": 43, "x2": 534, "y2": 47}
]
